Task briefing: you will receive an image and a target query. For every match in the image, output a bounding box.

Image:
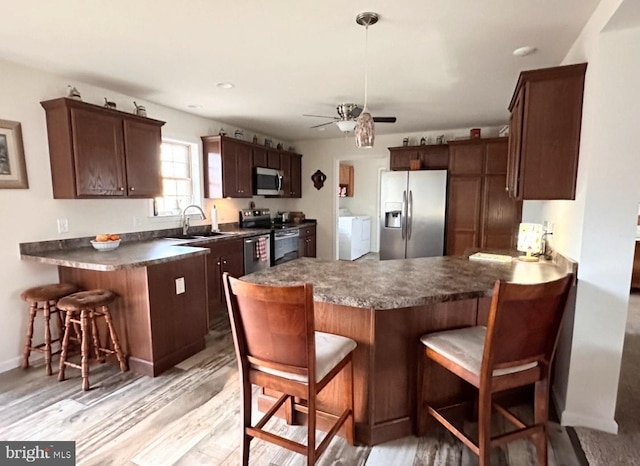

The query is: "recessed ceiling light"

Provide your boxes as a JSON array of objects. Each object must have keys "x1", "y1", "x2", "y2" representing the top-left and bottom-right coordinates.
[
  {"x1": 513, "y1": 46, "x2": 537, "y2": 57},
  {"x1": 187, "y1": 104, "x2": 203, "y2": 109},
  {"x1": 216, "y1": 82, "x2": 235, "y2": 89}
]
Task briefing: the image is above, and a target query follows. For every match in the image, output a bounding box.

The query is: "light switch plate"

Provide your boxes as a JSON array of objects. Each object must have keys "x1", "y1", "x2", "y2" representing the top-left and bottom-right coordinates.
[{"x1": 175, "y1": 277, "x2": 185, "y2": 294}]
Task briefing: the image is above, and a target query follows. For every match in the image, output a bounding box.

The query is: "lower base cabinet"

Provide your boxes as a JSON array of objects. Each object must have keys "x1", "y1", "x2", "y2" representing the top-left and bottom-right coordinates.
[
  {"x1": 298, "y1": 225, "x2": 317, "y2": 258},
  {"x1": 58, "y1": 255, "x2": 208, "y2": 377},
  {"x1": 632, "y1": 242, "x2": 640, "y2": 289},
  {"x1": 258, "y1": 297, "x2": 479, "y2": 446},
  {"x1": 203, "y1": 239, "x2": 244, "y2": 320}
]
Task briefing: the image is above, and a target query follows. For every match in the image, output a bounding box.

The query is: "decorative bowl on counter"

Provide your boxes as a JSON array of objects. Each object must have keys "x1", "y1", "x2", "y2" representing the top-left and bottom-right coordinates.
[{"x1": 90, "y1": 239, "x2": 121, "y2": 252}]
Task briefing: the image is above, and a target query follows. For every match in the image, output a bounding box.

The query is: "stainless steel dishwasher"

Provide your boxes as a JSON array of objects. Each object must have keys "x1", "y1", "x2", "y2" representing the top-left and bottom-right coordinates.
[{"x1": 244, "y1": 233, "x2": 272, "y2": 274}]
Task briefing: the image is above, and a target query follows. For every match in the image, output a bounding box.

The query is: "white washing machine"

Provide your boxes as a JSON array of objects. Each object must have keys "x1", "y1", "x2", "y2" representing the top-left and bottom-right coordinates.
[{"x1": 338, "y1": 215, "x2": 371, "y2": 260}]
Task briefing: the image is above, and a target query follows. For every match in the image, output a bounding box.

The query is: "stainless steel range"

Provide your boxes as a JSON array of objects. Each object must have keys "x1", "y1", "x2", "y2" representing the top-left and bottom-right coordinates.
[{"x1": 239, "y1": 209, "x2": 299, "y2": 266}]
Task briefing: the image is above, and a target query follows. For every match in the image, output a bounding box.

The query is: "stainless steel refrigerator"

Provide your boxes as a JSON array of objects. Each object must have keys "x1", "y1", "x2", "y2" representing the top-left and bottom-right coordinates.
[{"x1": 379, "y1": 170, "x2": 447, "y2": 260}]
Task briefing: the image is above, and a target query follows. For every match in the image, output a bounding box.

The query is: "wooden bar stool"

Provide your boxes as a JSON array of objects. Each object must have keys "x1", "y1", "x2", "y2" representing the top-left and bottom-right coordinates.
[
  {"x1": 21, "y1": 283, "x2": 80, "y2": 375},
  {"x1": 223, "y1": 273, "x2": 356, "y2": 466},
  {"x1": 57, "y1": 289, "x2": 128, "y2": 391},
  {"x1": 416, "y1": 275, "x2": 573, "y2": 466}
]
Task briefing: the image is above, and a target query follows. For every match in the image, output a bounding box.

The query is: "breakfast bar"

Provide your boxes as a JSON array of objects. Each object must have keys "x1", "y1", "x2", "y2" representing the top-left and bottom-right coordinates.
[
  {"x1": 20, "y1": 239, "x2": 212, "y2": 377},
  {"x1": 242, "y1": 255, "x2": 576, "y2": 446}
]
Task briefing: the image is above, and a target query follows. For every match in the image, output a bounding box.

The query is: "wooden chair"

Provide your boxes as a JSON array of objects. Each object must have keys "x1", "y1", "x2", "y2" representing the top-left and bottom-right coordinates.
[
  {"x1": 417, "y1": 274, "x2": 573, "y2": 466},
  {"x1": 222, "y1": 272, "x2": 356, "y2": 466}
]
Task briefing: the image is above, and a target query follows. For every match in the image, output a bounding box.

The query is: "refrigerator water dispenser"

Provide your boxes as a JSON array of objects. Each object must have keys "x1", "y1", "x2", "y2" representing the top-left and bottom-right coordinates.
[{"x1": 385, "y1": 210, "x2": 402, "y2": 228}]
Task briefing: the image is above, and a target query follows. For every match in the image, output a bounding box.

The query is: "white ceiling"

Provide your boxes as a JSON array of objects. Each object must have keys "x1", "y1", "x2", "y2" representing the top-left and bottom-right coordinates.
[{"x1": 0, "y1": 0, "x2": 599, "y2": 141}]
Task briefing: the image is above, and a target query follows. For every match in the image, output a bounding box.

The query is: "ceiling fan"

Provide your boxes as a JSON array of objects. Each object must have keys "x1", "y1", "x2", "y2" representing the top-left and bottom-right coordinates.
[{"x1": 303, "y1": 103, "x2": 396, "y2": 133}]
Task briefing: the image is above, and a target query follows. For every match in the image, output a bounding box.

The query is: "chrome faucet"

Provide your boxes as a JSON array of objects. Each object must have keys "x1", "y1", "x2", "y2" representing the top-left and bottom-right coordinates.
[{"x1": 181, "y1": 205, "x2": 206, "y2": 235}]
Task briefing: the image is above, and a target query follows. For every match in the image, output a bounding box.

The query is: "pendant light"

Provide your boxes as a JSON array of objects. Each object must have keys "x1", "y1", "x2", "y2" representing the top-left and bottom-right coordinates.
[{"x1": 354, "y1": 12, "x2": 378, "y2": 149}]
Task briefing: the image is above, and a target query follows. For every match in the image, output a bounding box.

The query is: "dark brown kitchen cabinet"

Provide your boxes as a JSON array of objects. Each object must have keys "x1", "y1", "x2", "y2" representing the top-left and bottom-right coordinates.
[
  {"x1": 41, "y1": 97, "x2": 164, "y2": 199},
  {"x1": 202, "y1": 135, "x2": 253, "y2": 198},
  {"x1": 632, "y1": 242, "x2": 640, "y2": 290},
  {"x1": 253, "y1": 146, "x2": 283, "y2": 170},
  {"x1": 59, "y1": 254, "x2": 207, "y2": 377},
  {"x1": 298, "y1": 224, "x2": 317, "y2": 258},
  {"x1": 267, "y1": 150, "x2": 281, "y2": 169},
  {"x1": 202, "y1": 238, "x2": 244, "y2": 320},
  {"x1": 389, "y1": 145, "x2": 449, "y2": 170},
  {"x1": 506, "y1": 63, "x2": 587, "y2": 200},
  {"x1": 252, "y1": 146, "x2": 267, "y2": 168},
  {"x1": 203, "y1": 135, "x2": 302, "y2": 199},
  {"x1": 290, "y1": 153, "x2": 302, "y2": 197},
  {"x1": 446, "y1": 138, "x2": 522, "y2": 256},
  {"x1": 279, "y1": 152, "x2": 302, "y2": 198}
]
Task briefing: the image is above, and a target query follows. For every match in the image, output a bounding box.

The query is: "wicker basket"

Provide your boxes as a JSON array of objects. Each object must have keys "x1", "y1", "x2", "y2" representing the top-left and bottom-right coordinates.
[{"x1": 290, "y1": 212, "x2": 306, "y2": 224}]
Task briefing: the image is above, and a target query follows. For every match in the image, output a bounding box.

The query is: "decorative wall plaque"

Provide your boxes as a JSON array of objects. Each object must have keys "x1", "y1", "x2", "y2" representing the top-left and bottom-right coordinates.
[{"x1": 311, "y1": 170, "x2": 326, "y2": 190}]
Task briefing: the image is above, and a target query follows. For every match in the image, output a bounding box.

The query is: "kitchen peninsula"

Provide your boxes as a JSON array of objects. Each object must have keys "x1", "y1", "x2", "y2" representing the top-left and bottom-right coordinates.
[
  {"x1": 242, "y1": 255, "x2": 576, "y2": 446},
  {"x1": 19, "y1": 238, "x2": 216, "y2": 377}
]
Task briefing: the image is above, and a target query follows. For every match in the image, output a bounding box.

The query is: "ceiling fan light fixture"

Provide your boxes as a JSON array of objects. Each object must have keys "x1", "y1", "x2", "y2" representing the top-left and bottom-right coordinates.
[
  {"x1": 354, "y1": 111, "x2": 375, "y2": 148},
  {"x1": 336, "y1": 119, "x2": 357, "y2": 133}
]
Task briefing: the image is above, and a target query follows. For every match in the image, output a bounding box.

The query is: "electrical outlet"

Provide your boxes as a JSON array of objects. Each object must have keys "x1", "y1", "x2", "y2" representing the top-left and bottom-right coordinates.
[
  {"x1": 175, "y1": 277, "x2": 185, "y2": 295},
  {"x1": 57, "y1": 218, "x2": 69, "y2": 233}
]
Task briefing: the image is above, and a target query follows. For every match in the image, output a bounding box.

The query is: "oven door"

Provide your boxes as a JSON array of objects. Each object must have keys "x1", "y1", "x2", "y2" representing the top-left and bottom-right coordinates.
[{"x1": 273, "y1": 230, "x2": 299, "y2": 265}]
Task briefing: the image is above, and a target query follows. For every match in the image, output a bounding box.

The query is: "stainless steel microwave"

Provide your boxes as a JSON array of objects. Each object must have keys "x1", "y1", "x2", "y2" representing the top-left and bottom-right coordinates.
[{"x1": 254, "y1": 167, "x2": 283, "y2": 196}]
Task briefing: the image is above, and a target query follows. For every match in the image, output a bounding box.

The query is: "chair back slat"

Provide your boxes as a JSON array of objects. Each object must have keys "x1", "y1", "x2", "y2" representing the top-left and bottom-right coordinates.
[
  {"x1": 223, "y1": 274, "x2": 315, "y2": 378},
  {"x1": 483, "y1": 275, "x2": 573, "y2": 373},
  {"x1": 235, "y1": 295, "x2": 309, "y2": 368}
]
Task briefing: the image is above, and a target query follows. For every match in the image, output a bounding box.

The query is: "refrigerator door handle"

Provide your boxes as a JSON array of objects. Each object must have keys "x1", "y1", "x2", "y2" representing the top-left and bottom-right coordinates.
[
  {"x1": 402, "y1": 190, "x2": 407, "y2": 240},
  {"x1": 408, "y1": 190, "x2": 413, "y2": 239}
]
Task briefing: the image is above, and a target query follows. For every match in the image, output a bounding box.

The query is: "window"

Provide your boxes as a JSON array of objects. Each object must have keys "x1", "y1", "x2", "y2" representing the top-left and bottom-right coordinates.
[{"x1": 154, "y1": 141, "x2": 194, "y2": 216}]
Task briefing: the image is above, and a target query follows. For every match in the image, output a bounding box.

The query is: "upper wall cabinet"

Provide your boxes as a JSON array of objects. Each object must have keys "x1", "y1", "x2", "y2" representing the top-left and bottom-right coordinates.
[
  {"x1": 202, "y1": 135, "x2": 302, "y2": 199},
  {"x1": 389, "y1": 144, "x2": 449, "y2": 171},
  {"x1": 506, "y1": 63, "x2": 587, "y2": 200},
  {"x1": 41, "y1": 98, "x2": 165, "y2": 199},
  {"x1": 202, "y1": 136, "x2": 253, "y2": 198},
  {"x1": 339, "y1": 163, "x2": 354, "y2": 197},
  {"x1": 279, "y1": 151, "x2": 302, "y2": 198}
]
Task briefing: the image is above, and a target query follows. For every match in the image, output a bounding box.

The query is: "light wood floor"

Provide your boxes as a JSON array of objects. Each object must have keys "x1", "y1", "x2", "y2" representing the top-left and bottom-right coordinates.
[{"x1": 0, "y1": 316, "x2": 582, "y2": 465}]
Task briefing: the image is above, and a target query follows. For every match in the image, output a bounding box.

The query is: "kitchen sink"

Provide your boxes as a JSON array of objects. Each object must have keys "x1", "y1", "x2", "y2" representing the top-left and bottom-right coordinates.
[
  {"x1": 194, "y1": 231, "x2": 237, "y2": 237},
  {"x1": 164, "y1": 232, "x2": 237, "y2": 241}
]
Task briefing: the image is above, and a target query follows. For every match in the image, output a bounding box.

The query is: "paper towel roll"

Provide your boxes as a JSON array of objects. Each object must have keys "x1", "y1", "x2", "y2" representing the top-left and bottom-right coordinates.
[{"x1": 211, "y1": 206, "x2": 219, "y2": 232}]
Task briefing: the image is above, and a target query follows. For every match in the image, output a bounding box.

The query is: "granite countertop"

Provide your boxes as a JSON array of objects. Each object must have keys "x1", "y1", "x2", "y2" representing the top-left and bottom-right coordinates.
[
  {"x1": 241, "y1": 256, "x2": 573, "y2": 310},
  {"x1": 18, "y1": 221, "x2": 316, "y2": 272},
  {"x1": 19, "y1": 228, "x2": 264, "y2": 272},
  {"x1": 20, "y1": 240, "x2": 212, "y2": 271}
]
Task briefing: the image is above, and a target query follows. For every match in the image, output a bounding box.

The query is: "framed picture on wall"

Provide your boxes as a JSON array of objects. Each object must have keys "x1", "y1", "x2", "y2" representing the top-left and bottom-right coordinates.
[{"x1": 0, "y1": 119, "x2": 28, "y2": 189}]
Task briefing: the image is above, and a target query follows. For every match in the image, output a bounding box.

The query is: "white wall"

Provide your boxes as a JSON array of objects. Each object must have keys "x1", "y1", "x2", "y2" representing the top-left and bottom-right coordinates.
[
  {"x1": 0, "y1": 58, "x2": 296, "y2": 372},
  {"x1": 292, "y1": 127, "x2": 502, "y2": 259},
  {"x1": 530, "y1": 0, "x2": 638, "y2": 433}
]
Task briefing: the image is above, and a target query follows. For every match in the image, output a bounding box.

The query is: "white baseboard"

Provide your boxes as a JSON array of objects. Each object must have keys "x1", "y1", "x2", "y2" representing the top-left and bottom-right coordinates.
[
  {"x1": 560, "y1": 409, "x2": 619, "y2": 434},
  {"x1": 551, "y1": 384, "x2": 618, "y2": 434},
  {"x1": 0, "y1": 356, "x2": 23, "y2": 374},
  {"x1": 0, "y1": 353, "x2": 43, "y2": 374}
]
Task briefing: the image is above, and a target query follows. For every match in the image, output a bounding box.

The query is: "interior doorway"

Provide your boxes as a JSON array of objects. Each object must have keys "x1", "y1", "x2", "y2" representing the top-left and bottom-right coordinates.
[{"x1": 334, "y1": 155, "x2": 387, "y2": 260}]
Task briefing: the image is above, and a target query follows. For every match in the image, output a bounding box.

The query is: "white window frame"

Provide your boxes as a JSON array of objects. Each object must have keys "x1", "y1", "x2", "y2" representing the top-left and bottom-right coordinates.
[{"x1": 149, "y1": 138, "x2": 202, "y2": 220}]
